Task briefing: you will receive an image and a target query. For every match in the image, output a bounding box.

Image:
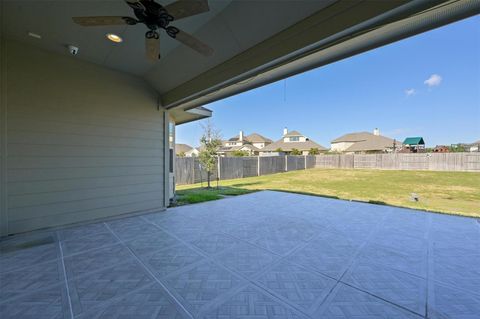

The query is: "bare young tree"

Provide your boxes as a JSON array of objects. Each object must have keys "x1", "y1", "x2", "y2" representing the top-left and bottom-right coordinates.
[{"x1": 198, "y1": 121, "x2": 222, "y2": 188}]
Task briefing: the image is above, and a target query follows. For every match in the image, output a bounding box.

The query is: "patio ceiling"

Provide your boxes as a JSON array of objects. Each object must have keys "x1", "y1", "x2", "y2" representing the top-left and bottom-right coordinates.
[{"x1": 2, "y1": 0, "x2": 479, "y2": 112}]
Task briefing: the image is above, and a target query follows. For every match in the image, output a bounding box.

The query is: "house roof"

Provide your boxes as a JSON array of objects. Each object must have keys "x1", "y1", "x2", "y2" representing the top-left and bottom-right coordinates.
[
  {"x1": 175, "y1": 143, "x2": 193, "y2": 154},
  {"x1": 219, "y1": 144, "x2": 260, "y2": 152},
  {"x1": 284, "y1": 130, "x2": 303, "y2": 137},
  {"x1": 228, "y1": 136, "x2": 240, "y2": 142},
  {"x1": 262, "y1": 138, "x2": 327, "y2": 152},
  {"x1": 344, "y1": 136, "x2": 401, "y2": 152},
  {"x1": 246, "y1": 133, "x2": 273, "y2": 143},
  {"x1": 403, "y1": 137, "x2": 425, "y2": 145},
  {"x1": 331, "y1": 132, "x2": 374, "y2": 143},
  {"x1": 226, "y1": 132, "x2": 272, "y2": 143}
]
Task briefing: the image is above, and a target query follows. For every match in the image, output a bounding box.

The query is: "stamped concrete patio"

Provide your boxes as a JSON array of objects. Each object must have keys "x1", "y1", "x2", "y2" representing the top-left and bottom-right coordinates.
[{"x1": 1, "y1": 191, "x2": 479, "y2": 318}]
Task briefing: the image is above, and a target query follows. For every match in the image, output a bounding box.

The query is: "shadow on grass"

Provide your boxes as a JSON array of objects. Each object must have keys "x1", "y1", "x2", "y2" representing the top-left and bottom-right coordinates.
[
  {"x1": 266, "y1": 189, "x2": 340, "y2": 200},
  {"x1": 227, "y1": 182, "x2": 263, "y2": 188},
  {"x1": 268, "y1": 189, "x2": 394, "y2": 207}
]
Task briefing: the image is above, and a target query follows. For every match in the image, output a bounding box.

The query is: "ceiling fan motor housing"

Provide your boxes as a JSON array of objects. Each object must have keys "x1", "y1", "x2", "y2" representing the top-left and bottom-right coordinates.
[{"x1": 130, "y1": 0, "x2": 174, "y2": 31}]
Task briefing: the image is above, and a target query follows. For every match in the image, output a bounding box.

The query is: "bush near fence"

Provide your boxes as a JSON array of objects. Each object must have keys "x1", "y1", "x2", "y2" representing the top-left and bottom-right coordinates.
[{"x1": 175, "y1": 153, "x2": 480, "y2": 185}]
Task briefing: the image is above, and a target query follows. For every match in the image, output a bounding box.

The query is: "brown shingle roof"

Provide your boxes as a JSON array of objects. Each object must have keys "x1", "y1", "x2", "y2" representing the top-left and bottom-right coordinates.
[
  {"x1": 219, "y1": 144, "x2": 260, "y2": 152},
  {"x1": 331, "y1": 132, "x2": 373, "y2": 143},
  {"x1": 246, "y1": 133, "x2": 273, "y2": 143},
  {"x1": 262, "y1": 138, "x2": 327, "y2": 152},
  {"x1": 344, "y1": 135, "x2": 401, "y2": 152},
  {"x1": 175, "y1": 143, "x2": 193, "y2": 154},
  {"x1": 284, "y1": 130, "x2": 302, "y2": 137},
  {"x1": 226, "y1": 132, "x2": 273, "y2": 143}
]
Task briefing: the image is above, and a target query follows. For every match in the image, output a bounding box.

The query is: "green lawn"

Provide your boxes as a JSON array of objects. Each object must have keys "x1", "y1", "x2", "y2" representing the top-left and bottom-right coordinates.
[
  {"x1": 176, "y1": 168, "x2": 480, "y2": 218},
  {"x1": 175, "y1": 186, "x2": 254, "y2": 205}
]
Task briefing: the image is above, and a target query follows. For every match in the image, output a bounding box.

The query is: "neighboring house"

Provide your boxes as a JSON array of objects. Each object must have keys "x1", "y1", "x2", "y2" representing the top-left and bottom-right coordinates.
[
  {"x1": 261, "y1": 128, "x2": 327, "y2": 155},
  {"x1": 469, "y1": 140, "x2": 480, "y2": 152},
  {"x1": 402, "y1": 137, "x2": 426, "y2": 153},
  {"x1": 331, "y1": 129, "x2": 401, "y2": 154},
  {"x1": 175, "y1": 144, "x2": 199, "y2": 157},
  {"x1": 219, "y1": 131, "x2": 272, "y2": 156},
  {"x1": 453, "y1": 141, "x2": 480, "y2": 152},
  {"x1": 433, "y1": 145, "x2": 449, "y2": 153}
]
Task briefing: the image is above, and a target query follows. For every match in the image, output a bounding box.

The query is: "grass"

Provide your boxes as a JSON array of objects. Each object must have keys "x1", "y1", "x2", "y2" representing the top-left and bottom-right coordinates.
[
  {"x1": 175, "y1": 186, "x2": 254, "y2": 205},
  {"x1": 176, "y1": 168, "x2": 480, "y2": 218}
]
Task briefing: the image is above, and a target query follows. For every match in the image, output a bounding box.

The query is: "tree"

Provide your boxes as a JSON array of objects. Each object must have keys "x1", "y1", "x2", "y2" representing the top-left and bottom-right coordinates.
[
  {"x1": 274, "y1": 147, "x2": 283, "y2": 153},
  {"x1": 232, "y1": 150, "x2": 249, "y2": 157},
  {"x1": 308, "y1": 147, "x2": 320, "y2": 155},
  {"x1": 449, "y1": 144, "x2": 465, "y2": 152},
  {"x1": 198, "y1": 121, "x2": 222, "y2": 188},
  {"x1": 177, "y1": 151, "x2": 186, "y2": 158},
  {"x1": 290, "y1": 148, "x2": 302, "y2": 155}
]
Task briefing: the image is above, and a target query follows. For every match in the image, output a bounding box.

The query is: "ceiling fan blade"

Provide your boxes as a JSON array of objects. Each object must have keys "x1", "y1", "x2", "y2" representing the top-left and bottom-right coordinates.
[
  {"x1": 72, "y1": 16, "x2": 131, "y2": 26},
  {"x1": 145, "y1": 36, "x2": 160, "y2": 61},
  {"x1": 174, "y1": 29, "x2": 213, "y2": 57},
  {"x1": 164, "y1": 0, "x2": 209, "y2": 21}
]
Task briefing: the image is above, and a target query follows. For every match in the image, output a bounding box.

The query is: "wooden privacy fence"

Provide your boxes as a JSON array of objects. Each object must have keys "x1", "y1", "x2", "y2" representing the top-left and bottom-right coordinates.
[
  {"x1": 175, "y1": 157, "x2": 218, "y2": 185},
  {"x1": 314, "y1": 153, "x2": 480, "y2": 171},
  {"x1": 176, "y1": 153, "x2": 480, "y2": 185},
  {"x1": 176, "y1": 156, "x2": 315, "y2": 185}
]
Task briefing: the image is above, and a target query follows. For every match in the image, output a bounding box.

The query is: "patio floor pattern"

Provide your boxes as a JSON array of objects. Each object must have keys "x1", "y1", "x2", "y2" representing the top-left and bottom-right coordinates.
[{"x1": 1, "y1": 190, "x2": 479, "y2": 318}]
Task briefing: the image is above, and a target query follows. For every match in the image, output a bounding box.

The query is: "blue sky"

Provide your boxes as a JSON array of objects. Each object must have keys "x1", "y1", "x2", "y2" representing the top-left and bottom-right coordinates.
[{"x1": 177, "y1": 16, "x2": 480, "y2": 148}]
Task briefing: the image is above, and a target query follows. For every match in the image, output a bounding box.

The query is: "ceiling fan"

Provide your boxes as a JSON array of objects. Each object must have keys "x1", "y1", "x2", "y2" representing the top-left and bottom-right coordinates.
[{"x1": 72, "y1": 0, "x2": 213, "y2": 60}]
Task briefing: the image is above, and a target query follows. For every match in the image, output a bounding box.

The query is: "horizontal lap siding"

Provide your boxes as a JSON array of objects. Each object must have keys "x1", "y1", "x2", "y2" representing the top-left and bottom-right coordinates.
[{"x1": 3, "y1": 40, "x2": 165, "y2": 235}]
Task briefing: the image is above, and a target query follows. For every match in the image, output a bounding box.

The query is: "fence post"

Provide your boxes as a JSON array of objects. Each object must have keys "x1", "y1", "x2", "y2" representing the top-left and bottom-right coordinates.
[
  {"x1": 191, "y1": 157, "x2": 195, "y2": 184},
  {"x1": 217, "y1": 156, "x2": 221, "y2": 180},
  {"x1": 285, "y1": 155, "x2": 288, "y2": 171},
  {"x1": 257, "y1": 156, "x2": 260, "y2": 176},
  {"x1": 304, "y1": 155, "x2": 307, "y2": 169}
]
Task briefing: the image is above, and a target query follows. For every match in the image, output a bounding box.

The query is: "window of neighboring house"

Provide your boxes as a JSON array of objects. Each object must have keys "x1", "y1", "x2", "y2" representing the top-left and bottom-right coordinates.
[{"x1": 289, "y1": 136, "x2": 300, "y2": 142}]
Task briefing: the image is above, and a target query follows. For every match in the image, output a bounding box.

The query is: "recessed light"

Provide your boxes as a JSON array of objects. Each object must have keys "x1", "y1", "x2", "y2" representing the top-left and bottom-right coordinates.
[
  {"x1": 28, "y1": 32, "x2": 41, "y2": 39},
  {"x1": 106, "y1": 33, "x2": 123, "y2": 43}
]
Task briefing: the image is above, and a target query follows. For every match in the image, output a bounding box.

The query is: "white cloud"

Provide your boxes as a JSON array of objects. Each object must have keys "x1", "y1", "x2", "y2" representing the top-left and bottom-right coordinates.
[
  {"x1": 424, "y1": 74, "x2": 442, "y2": 87},
  {"x1": 405, "y1": 88, "x2": 416, "y2": 96}
]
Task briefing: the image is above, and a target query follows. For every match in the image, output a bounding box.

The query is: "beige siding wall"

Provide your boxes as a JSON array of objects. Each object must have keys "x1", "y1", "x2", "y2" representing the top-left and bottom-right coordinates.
[{"x1": 1, "y1": 40, "x2": 166, "y2": 235}]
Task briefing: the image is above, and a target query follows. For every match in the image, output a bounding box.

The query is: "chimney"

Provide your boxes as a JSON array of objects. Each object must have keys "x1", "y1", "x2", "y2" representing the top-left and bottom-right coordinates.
[
  {"x1": 373, "y1": 128, "x2": 380, "y2": 136},
  {"x1": 283, "y1": 127, "x2": 288, "y2": 136},
  {"x1": 239, "y1": 130, "x2": 244, "y2": 141}
]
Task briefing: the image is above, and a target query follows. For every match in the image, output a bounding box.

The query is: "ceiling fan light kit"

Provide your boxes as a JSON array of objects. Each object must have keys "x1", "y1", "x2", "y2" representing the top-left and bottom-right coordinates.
[
  {"x1": 72, "y1": 0, "x2": 213, "y2": 61},
  {"x1": 106, "y1": 33, "x2": 123, "y2": 43}
]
